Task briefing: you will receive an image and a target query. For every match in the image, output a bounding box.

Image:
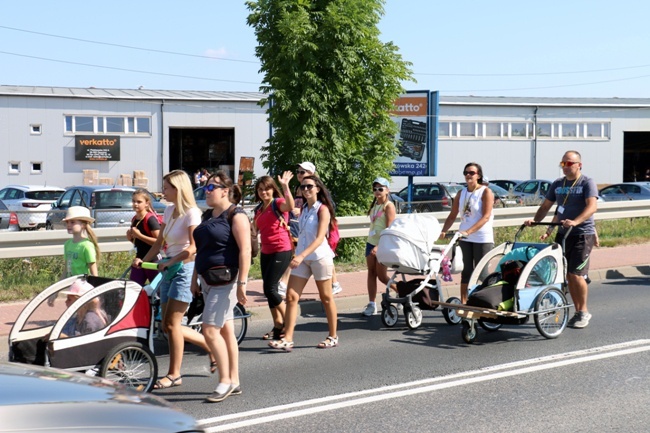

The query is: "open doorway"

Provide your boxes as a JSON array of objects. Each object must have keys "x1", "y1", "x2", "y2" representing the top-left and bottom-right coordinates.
[
  {"x1": 623, "y1": 131, "x2": 650, "y2": 182},
  {"x1": 169, "y1": 128, "x2": 235, "y2": 180}
]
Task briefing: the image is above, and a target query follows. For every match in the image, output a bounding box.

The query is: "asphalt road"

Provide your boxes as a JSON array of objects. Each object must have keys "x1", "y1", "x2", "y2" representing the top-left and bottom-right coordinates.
[{"x1": 145, "y1": 277, "x2": 650, "y2": 432}]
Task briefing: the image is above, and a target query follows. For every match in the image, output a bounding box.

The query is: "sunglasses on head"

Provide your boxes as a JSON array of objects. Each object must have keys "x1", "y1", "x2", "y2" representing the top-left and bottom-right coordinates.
[
  {"x1": 204, "y1": 183, "x2": 227, "y2": 192},
  {"x1": 559, "y1": 161, "x2": 580, "y2": 168},
  {"x1": 373, "y1": 187, "x2": 385, "y2": 192},
  {"x1": 463, "y1": 170, "x2": 478, "y2": 176},
  {"x1": 297, "y1": 170, "x2": 307, "y2": 175},
  {"x1": 300, "y1": 184, "x2": 315, "y2": 191}
]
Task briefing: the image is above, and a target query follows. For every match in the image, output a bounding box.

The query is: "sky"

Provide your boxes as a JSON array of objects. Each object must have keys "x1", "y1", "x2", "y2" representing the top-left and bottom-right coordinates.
[{"x1": 2, "y1": 0, "x2": 650, "y2": 98}]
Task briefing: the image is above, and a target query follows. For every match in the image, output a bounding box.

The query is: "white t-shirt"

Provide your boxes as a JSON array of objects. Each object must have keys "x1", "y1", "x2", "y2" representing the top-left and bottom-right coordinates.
[
  {"x1": 458, "y1": 186, "x2": 494, "y2": 243},
  {"x1": 162, "y1": 204, "x2": 202, "y2": 257}
]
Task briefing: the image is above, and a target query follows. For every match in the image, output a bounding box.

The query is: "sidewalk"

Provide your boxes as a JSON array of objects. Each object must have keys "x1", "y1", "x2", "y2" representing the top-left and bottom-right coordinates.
[{"x1": 2, "y1": 243, "x2": 649, "y2": 341}]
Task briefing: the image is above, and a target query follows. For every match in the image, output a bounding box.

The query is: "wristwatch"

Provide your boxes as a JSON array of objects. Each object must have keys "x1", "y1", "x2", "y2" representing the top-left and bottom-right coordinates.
[{"x1": 237, "y1": 281, "x2": 247, "y2": 286}]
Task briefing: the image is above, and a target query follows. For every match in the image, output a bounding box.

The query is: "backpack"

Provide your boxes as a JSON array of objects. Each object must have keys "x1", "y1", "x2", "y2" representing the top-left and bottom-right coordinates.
[
  {"x1": 254, "y1": 199, "x2": 299, "y2": 244},
  {"x1": 318, "y1": 204, "x2": 340, "y2": 252},
  {"x1": 133, "y1": 211, "x2": 163, "y2": 237}
]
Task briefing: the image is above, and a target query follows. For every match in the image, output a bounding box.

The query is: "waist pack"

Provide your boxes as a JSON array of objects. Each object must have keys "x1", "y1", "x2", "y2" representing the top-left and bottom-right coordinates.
[{"x1": 202, "y1": 266, "x2": 236, "y2": 286}]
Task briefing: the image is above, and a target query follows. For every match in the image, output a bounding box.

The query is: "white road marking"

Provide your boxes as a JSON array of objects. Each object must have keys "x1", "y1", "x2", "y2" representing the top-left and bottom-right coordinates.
[{"x1": 200, "y1": 339, "x2": 650, "y2": 432}]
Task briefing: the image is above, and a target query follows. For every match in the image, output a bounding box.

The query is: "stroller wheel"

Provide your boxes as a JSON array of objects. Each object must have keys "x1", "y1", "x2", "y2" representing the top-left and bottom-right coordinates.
[
  {"x1": 405, "y1": 305, "x2": 423, "y2": 330},
  {"x1": 100, "y1": 342, "x2": 158, "y2": 393},
  {"x1": 461, "y1": 320, "x2": 478, "y2": 344},
  {"x1": 442, "y1": 297, "x2": 462, "y2": 325},
  {"x1": 381, "y1": 305, "x2": 399, "y2": 328}
]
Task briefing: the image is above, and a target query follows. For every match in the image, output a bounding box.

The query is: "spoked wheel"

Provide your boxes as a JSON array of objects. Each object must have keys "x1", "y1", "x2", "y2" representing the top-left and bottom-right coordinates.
[
  {"x1": 233, "y1": 303, "x2": 249, "y2": 345},
  {"x1": 534, "y1": 287, "x2": 569, "y2": 339},
  {"x1": 405, "y1": 305, "x2": 423, "y2": 330},
  {"x1": 478, "y1": 319, "x2": 502, "y2": 332},
  {"x1": 442, "y1": 297, "x2": 462, "y2": 325},
  {"x1": 461, "y1": 320, "x2": 478, "y2": 344},
  {"x1": 381, "y1": 304, "x2": 399, "y2": 328},
  {"x1": 100, "y1": 342, "x2": 158, "y2": 393}
]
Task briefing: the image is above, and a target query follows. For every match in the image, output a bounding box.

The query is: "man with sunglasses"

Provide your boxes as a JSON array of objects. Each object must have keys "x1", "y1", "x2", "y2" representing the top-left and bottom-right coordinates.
[{"x1": 526, "y1": 150, "x2": 598, "y2": 329}]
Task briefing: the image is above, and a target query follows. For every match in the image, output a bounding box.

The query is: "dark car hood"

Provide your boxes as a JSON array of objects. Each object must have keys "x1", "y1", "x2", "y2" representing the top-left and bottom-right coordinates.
[{"x1": 0, "y1": 362, "x2": 201, "y2": 432}]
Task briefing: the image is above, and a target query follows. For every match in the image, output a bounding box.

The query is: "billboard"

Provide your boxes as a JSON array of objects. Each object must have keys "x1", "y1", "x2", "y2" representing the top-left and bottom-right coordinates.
[
  {"x1": 389, "y1": 91, "x2": 431, "y2": 177},
  {"x1": 75, "y1": 135, "x2": 120, "y2": 161}
]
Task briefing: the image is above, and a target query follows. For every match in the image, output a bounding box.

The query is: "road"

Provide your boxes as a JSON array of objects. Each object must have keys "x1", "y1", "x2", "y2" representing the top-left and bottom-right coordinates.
[{"x1": 140, "y1": 278, "x2": 650, "y2": 432}]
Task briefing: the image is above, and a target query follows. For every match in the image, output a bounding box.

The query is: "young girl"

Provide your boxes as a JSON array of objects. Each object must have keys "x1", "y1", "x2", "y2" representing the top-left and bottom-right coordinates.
[
  {"x1": 269, "y1": 175, "x2": 338, "y2": 351},
  {"x1": 62, "y1": 206, "x2": 99, "y2": 278},
  {"x1": 253, "y1": 172, "x2": 294, "y2": 341},
  {"x1": 362, "y1": 177, "x2": 396, "y2": 317},
  {"x1": 127, "y1": 189, "x2": 161, "y2": 285}
]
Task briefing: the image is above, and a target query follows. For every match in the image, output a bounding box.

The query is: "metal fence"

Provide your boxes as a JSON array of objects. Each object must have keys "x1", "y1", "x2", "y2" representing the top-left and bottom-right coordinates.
[{"x1": 0, "y1": 200, "x2": 648, "y2": 259}]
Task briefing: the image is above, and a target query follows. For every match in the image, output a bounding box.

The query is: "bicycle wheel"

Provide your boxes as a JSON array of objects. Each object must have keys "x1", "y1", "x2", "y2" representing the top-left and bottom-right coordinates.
[
  {"x1": 100, "y1": 341, "x2": 157, "y2": 393},
  {"x1": 233, "y1": 303, "x2": 248, "y2": 344},
  {"x1": 534, "y1": 287, "x2": 569, "y2": 339}
]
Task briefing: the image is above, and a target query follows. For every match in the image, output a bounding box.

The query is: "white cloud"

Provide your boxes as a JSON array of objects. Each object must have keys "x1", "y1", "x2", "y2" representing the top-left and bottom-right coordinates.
[{"x1": 204, "y1": 48, "x2": 229, "y2": 59}]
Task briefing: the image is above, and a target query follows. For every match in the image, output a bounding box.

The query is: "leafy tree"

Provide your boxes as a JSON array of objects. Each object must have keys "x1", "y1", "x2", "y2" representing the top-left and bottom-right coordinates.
[{"x1": 246, "y1": 0, "x2": 413, "y2": 216}]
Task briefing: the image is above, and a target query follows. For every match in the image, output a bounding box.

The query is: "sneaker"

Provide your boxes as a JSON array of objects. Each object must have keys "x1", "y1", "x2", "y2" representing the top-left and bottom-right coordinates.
[
  {"x1": 362, "y1": 303, "x2": 377, "y2": 317},
  {"x1": 278, "y1": 281, "x2": 287, "y2": 297},
  {"x1": 568, "y1": 311, "x2": 592, "y2": 329},
  {"x1": 332, "y1": 282, "x2": 343, "y2": 295}
]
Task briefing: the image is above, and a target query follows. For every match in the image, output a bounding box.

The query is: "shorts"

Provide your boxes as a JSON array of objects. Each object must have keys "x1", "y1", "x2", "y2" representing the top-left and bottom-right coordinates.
[
  {"x1": 291, "y1": 257, "x2": 334, "y2": 281},
  {"x1": 158, "y1": 261, "x2": 194, "y2": 304},
  {"x1": 365, "y1": 242, "x2": 377, "y2": 257},
  {"x1": 557, "y1": 234, "x2": 595, "y2": 276},
  {"x1": 201, "y1": 276, "x2": 237, "y2": 328},
  {"x1": 129, "y1": 266, "x2": 159, "y2": 286}
]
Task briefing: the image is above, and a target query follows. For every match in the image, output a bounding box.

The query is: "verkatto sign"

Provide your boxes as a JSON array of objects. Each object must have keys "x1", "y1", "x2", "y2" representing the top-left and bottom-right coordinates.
[{"x1": 75, "y1": 135, "x2": 120, "y2": 161}]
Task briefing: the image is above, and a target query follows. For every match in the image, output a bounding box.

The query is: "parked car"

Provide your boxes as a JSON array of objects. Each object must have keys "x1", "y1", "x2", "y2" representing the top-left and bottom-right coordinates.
[
  {"x1": 0, "y1": 199, "x2": 20, "y2": 231},
  {"x1": 490, "y1": 179, "x2": 522, "y2": 192},
  {"x1": 599, "y1": 182, "x2": 650, "y2": 201},
  {"x1": 46, "y1": 186, "x2": 167, "y2": 230},
  {"x1": 440, "y1": 182, "x2": 464, "y2": 199},
  {"x1": 0, "y1": 362, "x2": 204, "y2": 432},
  {"x1": 193, "y1": 186, "x2": 208, "y2": 210},
  {"x1": 0, "y1": 185, "x2": 65, "y2": 230},
  {"x1": 397, "y1": 183, "x2": 454, "y2": 212},
  {"x1": 512, "y1": 179, "x2": 552, "y2": 205},
  {"x1": 487, "y1": 183, "x2": 524, "y2": 208}
]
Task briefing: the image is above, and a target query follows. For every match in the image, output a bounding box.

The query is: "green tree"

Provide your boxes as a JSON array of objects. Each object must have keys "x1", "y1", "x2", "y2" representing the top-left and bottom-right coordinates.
[{"x1": 246, "y1": 0, "x2": 413, "y2": 216}]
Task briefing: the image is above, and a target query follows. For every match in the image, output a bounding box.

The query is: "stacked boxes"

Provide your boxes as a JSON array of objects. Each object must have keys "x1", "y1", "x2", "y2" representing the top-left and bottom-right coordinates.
[
  {"x1": 133, "y1": 170, "x2": 148, "y2": 188},
  {"x1": 118, "y1": 174, "x2": 133, "y2": 186},
  {"x1": 82, "y1": 169, "x2": 99, "y2": 185},
  {"x1": 99, "y1": 177, "x2": 113, "y2": 185}
]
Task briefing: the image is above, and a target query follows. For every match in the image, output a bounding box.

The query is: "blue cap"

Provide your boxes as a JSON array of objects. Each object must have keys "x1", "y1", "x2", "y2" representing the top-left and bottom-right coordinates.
[{"x1": 373, "y1": 177, "x2": 390, "y2": 187}]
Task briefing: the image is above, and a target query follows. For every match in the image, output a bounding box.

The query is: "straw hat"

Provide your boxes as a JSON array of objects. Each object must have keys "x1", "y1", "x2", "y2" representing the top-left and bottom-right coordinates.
[
  {"x1": 62, "y1": 206, "x2": 95, "y2": 223},
  {"x1": 61, "y1": 280, "x2": 94, "y2": 297}
]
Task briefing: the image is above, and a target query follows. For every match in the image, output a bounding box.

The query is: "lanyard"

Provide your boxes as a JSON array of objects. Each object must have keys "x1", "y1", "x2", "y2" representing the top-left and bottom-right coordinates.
[{"x1": 561, "y1": 174, "x2": 581, "y2": 206}]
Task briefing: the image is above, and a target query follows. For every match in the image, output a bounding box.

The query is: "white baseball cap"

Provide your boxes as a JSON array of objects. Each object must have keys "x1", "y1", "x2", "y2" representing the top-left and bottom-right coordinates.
[{"x1": 298, "y1": 162, "x2": 316, "y2": 173}]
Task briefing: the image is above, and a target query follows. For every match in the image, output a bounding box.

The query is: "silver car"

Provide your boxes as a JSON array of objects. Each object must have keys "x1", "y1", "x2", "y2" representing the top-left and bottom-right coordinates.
[
  {"x1": 0, "y1": 362, "x2": 204, "y2": 432},
  {"x1": 512, "y1": 179, "x2": 552, "y2": 206},
  {"x1": 0, "y1": 185, "x2": 65, "y2": 230},
  {"x1": 599, "y1": 182, "x2": 650, "y2": 201},
  {"x1": 0, "y1": 200, "x2": 20, "y2": 231}
]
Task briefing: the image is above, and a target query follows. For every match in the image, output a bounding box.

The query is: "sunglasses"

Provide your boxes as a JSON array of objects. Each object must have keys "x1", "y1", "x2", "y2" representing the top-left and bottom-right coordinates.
[
  {"x1": 300, "y1": 184, "x2": 316, "y2": 191},
  {"x1": 204, "y1": 183, "x2": 227, "y2": 192},
  {"x1": 559, "y1": 161, "x2": 580, "y2": 168},
  {"x1": 463, "y1": 170, "x2": 478, "y2": 176},
  {"x1": 373, "y1": 187, "x2": 385, "y2": 192},
  {"x1": 297, "y1": 170, "x2": 307, "y2": 175}
]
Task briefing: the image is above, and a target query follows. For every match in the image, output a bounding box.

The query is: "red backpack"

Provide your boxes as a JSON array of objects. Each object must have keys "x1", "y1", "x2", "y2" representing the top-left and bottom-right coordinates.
[
  {"x1": 318, "y1": 205, "x2": 340, "y2": 252},
  {"x1": 134, "y1": 211, "x2": 163, "y2": 237}
]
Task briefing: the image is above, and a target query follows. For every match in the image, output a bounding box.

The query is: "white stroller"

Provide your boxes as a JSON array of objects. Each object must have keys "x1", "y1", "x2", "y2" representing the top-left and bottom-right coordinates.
[{"x1": 376, "y1": 213, "x2": 464, "y2": 329}]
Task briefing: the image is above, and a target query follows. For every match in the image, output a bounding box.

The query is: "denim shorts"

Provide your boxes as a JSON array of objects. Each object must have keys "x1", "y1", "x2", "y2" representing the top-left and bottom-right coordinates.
[
  {"x1": 158, "y1": 261, "x2": 194, "y2": 304},
  {"x1": 365, "y1": 242, "x2": 377, "y2": 257}
]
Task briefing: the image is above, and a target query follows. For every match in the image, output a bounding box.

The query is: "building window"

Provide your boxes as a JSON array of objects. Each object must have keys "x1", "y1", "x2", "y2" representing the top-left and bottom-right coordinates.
[
  {"x1": 510, "y1": 123, "x2": 528, "y2": 138},
  {"x1": 438, "y1": 121, "x2": 450, "y2": 137},
  {"x1": 485, "y1": 122, "x2": 502, "y2": 137},
  {"x1": 30, "y1": 124, "x2": 42, "y2": 135},
  {"x1": 31, "y1": 162, "x2": 43, "y2": 174},
  {"x1": 9, "y1": 161, "x2": 20, "y2": 174},
  {"x1": 561, "y1": 123, "x2": 578, "y2": 138},
  {"x1": 458, "y1": 122, "x2": 476, "y2": 137},
  {"x1": 536, "y1": 123, "x2": 552, "y2": 137},
  {"x1": 64, "y1": 114, "x2": 151, "y2": 135}
]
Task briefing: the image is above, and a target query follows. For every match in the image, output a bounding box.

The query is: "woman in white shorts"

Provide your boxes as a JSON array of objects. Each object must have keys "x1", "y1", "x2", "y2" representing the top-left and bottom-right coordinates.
[{"x1": 269, "y1": 175, "x2": 338, "y2": 352}]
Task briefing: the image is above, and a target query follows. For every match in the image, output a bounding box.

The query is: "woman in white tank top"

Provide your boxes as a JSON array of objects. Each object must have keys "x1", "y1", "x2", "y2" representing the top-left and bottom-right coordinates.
[{"x1": 440, "y1": 162, "x2": 495, "y2": 303}]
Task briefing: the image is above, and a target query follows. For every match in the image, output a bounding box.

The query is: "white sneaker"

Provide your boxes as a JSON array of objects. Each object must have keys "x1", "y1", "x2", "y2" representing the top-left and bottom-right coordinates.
[
  {"x1": 332, "y1": 282, "x2": 343, "y2": 295},
  {"x1": 362, "y1": 303, "x2": 377, "y2": 316},
  {"x1": 278, "y1": 282, "x2": 287, "y2": 297}
]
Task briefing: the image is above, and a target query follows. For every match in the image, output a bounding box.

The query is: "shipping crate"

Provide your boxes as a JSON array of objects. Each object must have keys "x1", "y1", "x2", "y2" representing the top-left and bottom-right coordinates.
[
  {"x1": 83, "y1": 178, "x2": 98, "y2": 185},
  {"x1": 99, "y1": 177, "x2": 113, "y2": 185},
  {"x1": 133, "y1": 177, "x2": 149, "y2": 188},
  {"x1": 133, "y1": 170, "x2": 146, "y2": 179}
]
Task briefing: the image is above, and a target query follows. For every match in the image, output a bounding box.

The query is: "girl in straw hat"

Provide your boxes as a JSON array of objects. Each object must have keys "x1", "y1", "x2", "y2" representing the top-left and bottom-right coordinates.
[{"x1": 61, "y1": 206, "x2": 100, "y2": 278}]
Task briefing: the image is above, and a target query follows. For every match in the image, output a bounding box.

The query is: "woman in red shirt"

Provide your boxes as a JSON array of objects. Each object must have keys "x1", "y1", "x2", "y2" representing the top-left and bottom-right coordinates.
[{"x1": 253, "y1": 171, "x2": 295, "y2": 340}]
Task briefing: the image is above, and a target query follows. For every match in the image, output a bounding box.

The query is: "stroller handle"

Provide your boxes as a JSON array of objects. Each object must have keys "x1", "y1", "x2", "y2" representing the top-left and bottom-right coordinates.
[{"x1": 141, "y1": 262, "x2": 159, "y2": 270}]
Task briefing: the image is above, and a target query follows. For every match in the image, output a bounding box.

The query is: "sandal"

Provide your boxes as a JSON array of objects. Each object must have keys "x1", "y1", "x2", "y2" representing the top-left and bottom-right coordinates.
[
  {"x1": 262, "y1": 326, "x2": 285, "y2": 341},
  {"x1": 268, "y1": 338, "x2": 294, "y2": 352},
  {"x1": 317, "y1": 336, "x2": 338, "y2": 349},
  {"x1": 154, "y1": 374, "x2": 182, "y2": 389},
  {"x1": 210, "y1": 361, "x2": 218, "y2": 375}
]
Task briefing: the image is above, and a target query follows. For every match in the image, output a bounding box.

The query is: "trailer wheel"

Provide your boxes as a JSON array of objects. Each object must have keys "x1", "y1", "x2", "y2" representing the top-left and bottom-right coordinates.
[
  {"x1": 478, "y1": 319, "x2": 502, "y2": 332},
  {"x1": 534, "y1": 287, "x2": 569, "y2": 339},
  {"x1": 100, "y1": 341, "x2": 157, "y2": 393}
]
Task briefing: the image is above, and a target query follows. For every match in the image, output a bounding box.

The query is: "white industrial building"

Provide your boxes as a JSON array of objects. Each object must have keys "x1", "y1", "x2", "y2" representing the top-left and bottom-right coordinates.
[{"x1": 1, "y1": 85, "x2": 649, "y2": 191}]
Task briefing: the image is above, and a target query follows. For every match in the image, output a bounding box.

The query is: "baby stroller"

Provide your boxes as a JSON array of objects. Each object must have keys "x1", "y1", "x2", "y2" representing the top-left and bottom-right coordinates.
[
  {"x1": 376, "y1": 213, "x2": 464, "y2": 329},
  {"x1": 450, "y1": 223, "x2": 573, "y2": 343},
  {"x1": 8, "y1": 274, "x2": 159, "y2": 392}
]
